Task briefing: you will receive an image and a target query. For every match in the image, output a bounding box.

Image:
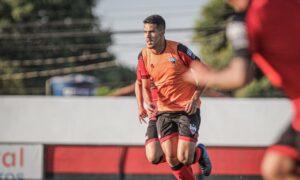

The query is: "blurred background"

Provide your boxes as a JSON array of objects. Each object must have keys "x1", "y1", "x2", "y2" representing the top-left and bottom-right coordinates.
[
  {"x1": 0, "y1": 0, "x2": 289, "y2": 179},
  {"x1": 0, "y1": 0, "x2": 284, "y2": 97}
]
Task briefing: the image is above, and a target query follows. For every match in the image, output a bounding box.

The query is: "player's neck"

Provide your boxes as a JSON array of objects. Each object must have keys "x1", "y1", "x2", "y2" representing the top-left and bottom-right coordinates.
[{"x1": 151, "y1": 39, "x2": 166, "y2": 54}]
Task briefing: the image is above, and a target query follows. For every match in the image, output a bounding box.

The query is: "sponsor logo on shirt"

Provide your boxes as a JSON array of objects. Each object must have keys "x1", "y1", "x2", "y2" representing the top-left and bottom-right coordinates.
[{"x1": 169, "y1": 57, "x2": 176, "y2": 64}]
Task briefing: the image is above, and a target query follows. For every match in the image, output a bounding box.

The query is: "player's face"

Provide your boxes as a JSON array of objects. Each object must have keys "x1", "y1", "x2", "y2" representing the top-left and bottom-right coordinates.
[{"x1": 144, "y1": 23, "x2": 164, "y2": 49}]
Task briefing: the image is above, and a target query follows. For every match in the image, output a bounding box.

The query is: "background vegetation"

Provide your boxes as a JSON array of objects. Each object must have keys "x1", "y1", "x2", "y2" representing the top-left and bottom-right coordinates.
[
  {"x1": 0, "y1": 0, "x2": 135, "y2": 95},
  {"x1": 193, "y1": 0, "x2": 284, "y2": 97}
]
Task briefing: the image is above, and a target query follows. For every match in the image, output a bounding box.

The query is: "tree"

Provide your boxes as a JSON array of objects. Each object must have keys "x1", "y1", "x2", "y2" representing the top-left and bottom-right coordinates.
[
  {"x1": 194, "y1": 0, "x2": 283, "y2": 97},
  {"x1": 0, "y1": 0, "x2": 135, "y2": 95}
]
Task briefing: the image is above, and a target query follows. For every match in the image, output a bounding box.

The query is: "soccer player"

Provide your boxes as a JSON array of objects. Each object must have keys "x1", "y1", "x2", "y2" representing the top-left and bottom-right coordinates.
[
  {"x1": 184, "y1": 0, "x2": 300, "y2": 179},
  {"x1": 138, "y1": 14, "x2": 212, "y2": 179},
  {"x1": 136, "y1": 60, "x2": 211, "y2": 179}
]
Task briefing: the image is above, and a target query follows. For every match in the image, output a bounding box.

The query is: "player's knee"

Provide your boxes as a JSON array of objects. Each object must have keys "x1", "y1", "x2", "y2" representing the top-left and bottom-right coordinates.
[
  {"x1": 178, "y1": 157, "x2": 188, "y2": 165},
  {"x1": 149, "y1": 155, "x2": 163, "y2": 165},
  {"x1": 261, "y1": 162, "x2": 274, "y2": 180},
  {"x1": 261, "y1": 160, "x2": 280, "y2": 180},
  {"x1": 177, "y1": 154, "x2": 192, "y2": 166},
  {"x1": 146, "y1": 155, "x2": 156, "y2": 164},
  {"x1": 146, "y1": 153, "x2": 159, "y2": 164},
  {"x1": 262, "y1": 153, "x2": 277, "y2": 179},
  {"x1": 165, "y1": 155, "x2": 178, "y2": 166},
  {"x1": 261, "y1": 151, "x2": 293, "y2": 180}
]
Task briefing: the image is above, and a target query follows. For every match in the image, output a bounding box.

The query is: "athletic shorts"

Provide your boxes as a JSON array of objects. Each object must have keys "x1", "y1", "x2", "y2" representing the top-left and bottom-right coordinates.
[
  {"x1": 156, "y1": 109, "x2": 201, "y2": 143},
  {"x1": 269, "y1": 125, "x2": 300, "y2": 161},
  {"x1": 145, "y1": 120, "x2": 159, "y2": 145}
]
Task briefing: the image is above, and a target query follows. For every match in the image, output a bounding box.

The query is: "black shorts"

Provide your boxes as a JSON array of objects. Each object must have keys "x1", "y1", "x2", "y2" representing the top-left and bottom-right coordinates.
[
  {"x1": 145, "y1": 120, "x2": 159, "y2": 145},
  {"x1": 271, "y1": 125, "x2": 300, "y2": 161},
  {"x1": 156, "y1": 109, "x2": 201, "y2": 143}
]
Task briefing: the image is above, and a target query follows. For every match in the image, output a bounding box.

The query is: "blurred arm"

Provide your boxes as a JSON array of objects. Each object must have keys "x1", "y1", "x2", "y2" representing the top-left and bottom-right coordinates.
[
  {"x1": 186, "y1": 12, "x2": 254, "y2": 90},
  {"x1": 207, "y1": 57, "x2": 252, "y2": 90}
]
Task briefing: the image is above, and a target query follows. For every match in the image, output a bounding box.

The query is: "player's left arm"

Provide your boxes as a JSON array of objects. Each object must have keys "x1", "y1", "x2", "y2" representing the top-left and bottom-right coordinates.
[
  {"x1": 178, "y1": 44, "x2": 205, "y2": 114},
  {"x1": 185, "y1": 86, "x2": 202, "y2": 115}
]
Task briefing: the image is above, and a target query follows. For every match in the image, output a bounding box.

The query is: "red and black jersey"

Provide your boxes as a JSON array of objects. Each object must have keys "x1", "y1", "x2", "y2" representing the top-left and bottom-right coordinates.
[{"x1": 246, "y1": 0, "x2": 300, "y2": 130}]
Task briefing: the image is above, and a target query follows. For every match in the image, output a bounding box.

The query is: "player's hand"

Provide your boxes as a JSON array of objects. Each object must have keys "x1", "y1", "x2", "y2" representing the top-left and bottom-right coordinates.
[
  {"x1": 185, "y1": 99, "x2": 198, "y2": 115},
  {"x1": 145, "y1": 103, "x2": 155, "y2": 118},
  {"x1": 138, "y1": 108, "x2": 148, "y2": 124},
  {"x1": 183, "y1": 61, "x2": 210, "y2": 87}
]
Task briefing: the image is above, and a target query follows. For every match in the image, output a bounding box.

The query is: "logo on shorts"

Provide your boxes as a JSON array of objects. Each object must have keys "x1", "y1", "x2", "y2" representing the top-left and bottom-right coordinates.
[
  {"x1": 169, "y1": 57, "x2": 176, "y2": 64},
  {"x1": 189, "y1": 124, "x2": 197, "y2": 135}
]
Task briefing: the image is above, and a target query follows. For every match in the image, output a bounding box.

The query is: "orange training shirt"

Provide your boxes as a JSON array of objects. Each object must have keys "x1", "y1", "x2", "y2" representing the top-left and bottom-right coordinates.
[{"x1": 139, "y1": 40, "x2": 201, "y2": 112}]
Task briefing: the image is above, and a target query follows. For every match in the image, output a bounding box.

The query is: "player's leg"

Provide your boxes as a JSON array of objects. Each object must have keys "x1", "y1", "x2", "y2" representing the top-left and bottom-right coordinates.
[
  {"x1": 177, "y1": 139, "x2": 196, "y2": 166},
  {"x1": 157, "y1": 113, "x2": 180, "y2": 167},
  {"x1": 157, "y1": 113, "x2": 195, "y2": 180},
  {"x1": 145, "y1": 119, "x2": 164, "y2": 164},
  {"x1": 160, "y1": 135, "x2": 180, "y2": 166},
  {"x1": 177, "y1": 109, "x2": 212, "y2": 176},
  {"x1": 161, "y1": 136, "x2": 195, "y2": 180},
  {"x1": 261, "y1": 125, "x2": 300, "y2": 180}
]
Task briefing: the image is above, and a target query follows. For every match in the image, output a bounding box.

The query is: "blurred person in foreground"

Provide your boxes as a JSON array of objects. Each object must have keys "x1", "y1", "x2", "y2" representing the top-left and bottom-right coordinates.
[
  {"x1": 138, "y1": 14, "x2": 212, "y2": 179},
  {"x1": 184, "y1": 0, "x2": 300, "y2": 179}
]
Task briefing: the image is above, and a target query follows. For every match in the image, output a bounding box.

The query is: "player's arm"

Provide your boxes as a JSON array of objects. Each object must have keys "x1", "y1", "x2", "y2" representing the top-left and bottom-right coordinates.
[
  {"x1": 184, "y1": 13, "x2": 253, "y2": 90},
  {"x1": 141, "y1": 78, "x2": 155, "y2": 116},
  {"x1": 205, "y1": 57, "x2": 251, "y2": 89},
  {"x1": 207, "y1": 12, "x2": 253, "y2": 89},
  {"x1": 184, "y1": 86, "x2": 202, "y2": 115},
  {"x1": 135, "y1": 79, "x2": 144, "y2": 112},
  {"x1": 135, "y1": 66, "x2": 147, "y2": 123},
  {"x1": 178, "y1": 44, "x2": 206, "y2": 114},
  {"x1": 138, "y1": 53, "x2": 155, "y2": 115}
]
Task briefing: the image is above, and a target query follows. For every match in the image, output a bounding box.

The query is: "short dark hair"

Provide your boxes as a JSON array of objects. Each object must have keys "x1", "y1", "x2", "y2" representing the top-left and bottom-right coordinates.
[{"x1": 143, "y1": 14, "x2": 166, "y2": 31}]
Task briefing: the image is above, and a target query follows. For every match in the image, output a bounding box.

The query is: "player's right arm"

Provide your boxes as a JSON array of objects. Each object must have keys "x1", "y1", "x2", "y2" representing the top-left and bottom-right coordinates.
[
  {"x1": 135, "y1": 60, "x2": 148, "y2": 123},
  {"x1": 184, "y1": 13, "x2": 253, "y2": 90},
  {"x1": 138, "y1": 52, "x2": 155, "y2": 115},
  {"x1": 141, "y1": 79, "x2": 155, "y2": 116}
]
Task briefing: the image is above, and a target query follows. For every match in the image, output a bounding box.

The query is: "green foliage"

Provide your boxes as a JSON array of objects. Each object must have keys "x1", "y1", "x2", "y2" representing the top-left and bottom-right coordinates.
[
  {"x1": 0, "y1": 61, "x2": 25, "y2": 94},
  {"x1": 95, "y1": 66, "x2": 136, "y2": 88},
  {"x1": 96, "y1": 86, "x2": 115, "y2": 96},
  {"x1": 234, "y1": 77, "x2": 284, "y2": 97},
  {"x1": 194, "y1": 0, "x2": 233, "y2": 69},
  {"x1": 194, "y1": 0, "x2": 284, "y2": 97},
  {"x1": 0, "y1": 0, "x2": 136, "y2": 95},
  {"x1": 11, "y1": 2, "x2": 33, "y2": 21}
]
